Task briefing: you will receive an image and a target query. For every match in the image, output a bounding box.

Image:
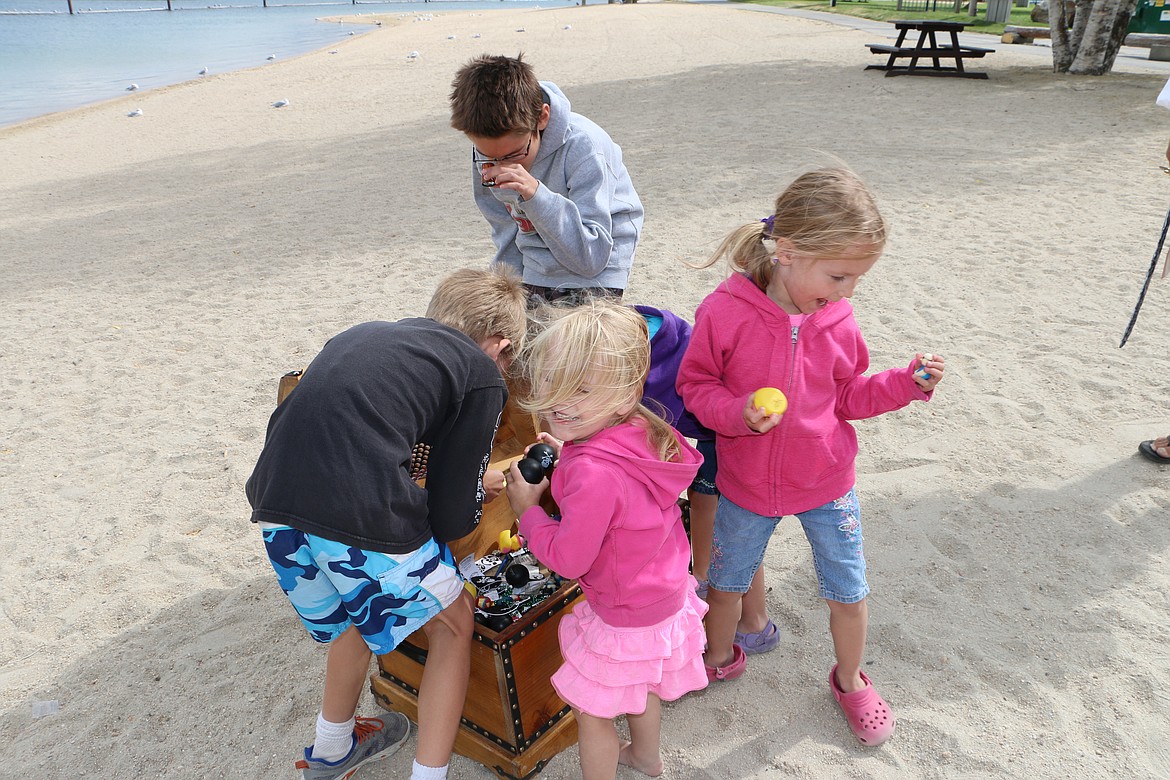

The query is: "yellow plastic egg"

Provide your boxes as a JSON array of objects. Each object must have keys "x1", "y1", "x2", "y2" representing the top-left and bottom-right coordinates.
[{"x1": 752, "y1": 387, "x2": 788, "y2": 416}]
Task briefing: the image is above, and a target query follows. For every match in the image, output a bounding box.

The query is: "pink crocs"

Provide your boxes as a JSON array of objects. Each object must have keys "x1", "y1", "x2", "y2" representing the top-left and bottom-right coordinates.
[
  {"x1": 704, "y1": 643, "x2": 747, "y2": 682},
  {"x1": 829, "y1": 664, "x2": 896, "y2": 745}
]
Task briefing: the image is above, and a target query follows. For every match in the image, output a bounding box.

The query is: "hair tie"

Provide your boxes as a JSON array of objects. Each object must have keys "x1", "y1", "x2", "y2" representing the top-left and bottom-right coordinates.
[{"x1": 760, "y1": 215, "x2": 775, "y2": 237}]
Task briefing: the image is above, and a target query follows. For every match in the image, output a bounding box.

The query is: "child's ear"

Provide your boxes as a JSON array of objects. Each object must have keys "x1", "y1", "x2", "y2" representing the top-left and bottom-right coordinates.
[
  {"x1": 536, "y1": 104, "x2": 551, "y2": 131},
  {"x1": 479, "y1": 336, "x2": 512, "y2": 367},
  {"x1": 772, "y1": 237, "x2": 797, "y2": 267}
]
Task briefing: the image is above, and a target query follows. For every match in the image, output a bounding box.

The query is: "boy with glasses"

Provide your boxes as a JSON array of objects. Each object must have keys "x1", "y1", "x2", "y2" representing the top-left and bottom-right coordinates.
[{"x1": 450, "y1": 54, "x2": 644, "y2": 306}]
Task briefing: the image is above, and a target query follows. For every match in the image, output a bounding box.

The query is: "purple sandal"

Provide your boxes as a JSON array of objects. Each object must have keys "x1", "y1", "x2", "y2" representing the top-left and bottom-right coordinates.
[{"x1": 734, "y1": 619, "x2": 780, "y2": 655}]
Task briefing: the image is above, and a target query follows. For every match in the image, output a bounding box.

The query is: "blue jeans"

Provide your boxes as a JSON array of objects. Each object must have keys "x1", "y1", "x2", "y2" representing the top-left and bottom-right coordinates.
[{"x1": 708, "y1": 490, "x2": 869, "y2": 604}]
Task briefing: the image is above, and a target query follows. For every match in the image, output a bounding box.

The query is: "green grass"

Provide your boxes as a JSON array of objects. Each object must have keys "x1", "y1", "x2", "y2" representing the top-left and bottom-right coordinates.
[{"x1": 739, "y1": 0, "x2": 1040, "y2": 37}]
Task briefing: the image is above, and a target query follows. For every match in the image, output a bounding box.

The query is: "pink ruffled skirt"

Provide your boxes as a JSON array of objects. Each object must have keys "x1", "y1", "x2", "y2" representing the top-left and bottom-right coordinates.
[{"x1": 551, "y1": 584, "x2": 709, "y2": 719}]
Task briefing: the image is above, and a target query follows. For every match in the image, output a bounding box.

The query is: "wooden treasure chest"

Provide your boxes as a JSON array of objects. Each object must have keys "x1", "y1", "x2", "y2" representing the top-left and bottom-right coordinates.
[{"x1": 368, "y1": 391, "x2": 582, "y2": 780}]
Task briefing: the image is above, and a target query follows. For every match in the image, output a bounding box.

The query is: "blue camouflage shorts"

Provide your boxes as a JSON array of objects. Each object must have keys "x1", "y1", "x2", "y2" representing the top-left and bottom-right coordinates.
[{"x1": 261, "y1": 525, "x2": 464, "y2": 655}]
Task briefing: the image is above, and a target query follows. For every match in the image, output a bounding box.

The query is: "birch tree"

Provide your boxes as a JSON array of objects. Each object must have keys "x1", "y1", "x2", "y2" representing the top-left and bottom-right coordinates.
[{"x1": 1051, "y1": 0, "x2": 1139, "y2": 74}]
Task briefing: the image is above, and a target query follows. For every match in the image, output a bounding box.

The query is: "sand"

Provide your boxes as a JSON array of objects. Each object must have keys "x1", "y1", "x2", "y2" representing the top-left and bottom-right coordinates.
[{"x1": 1, "y1": 2, "x2": 1168, "y2": 777}]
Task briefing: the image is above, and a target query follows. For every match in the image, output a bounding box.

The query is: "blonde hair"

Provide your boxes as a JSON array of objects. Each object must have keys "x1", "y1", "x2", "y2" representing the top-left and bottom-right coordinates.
[
  {"x1": 426, "y1": 265, "x2": 530, "y2": 357},
  {"x1": 518, "y1": 301, "x2": 682, "y2": 462},
  {"x1": 698, "y1": 168, "x2": 887, "y2": 289}
]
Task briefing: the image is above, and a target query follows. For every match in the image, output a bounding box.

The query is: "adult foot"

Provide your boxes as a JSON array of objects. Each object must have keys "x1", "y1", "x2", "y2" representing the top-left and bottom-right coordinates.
[
  {"x1": 618, "y1": 740, "x2": 664, "y2": 777},
  {"x1": 1138, "y1": 435, "x2": 1170, "y2": 464}
]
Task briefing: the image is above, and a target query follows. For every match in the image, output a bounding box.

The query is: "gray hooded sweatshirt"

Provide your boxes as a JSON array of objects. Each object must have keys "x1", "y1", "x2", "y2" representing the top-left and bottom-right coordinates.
[{"x1": 472, "y1": 81, "x2": 644, "y2": 292}]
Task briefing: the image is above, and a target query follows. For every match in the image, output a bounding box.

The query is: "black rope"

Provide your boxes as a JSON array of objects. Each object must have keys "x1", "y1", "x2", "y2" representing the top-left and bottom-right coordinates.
[{"x1": 1119, "y1": 201, "x2": 1170, "y2": 348}]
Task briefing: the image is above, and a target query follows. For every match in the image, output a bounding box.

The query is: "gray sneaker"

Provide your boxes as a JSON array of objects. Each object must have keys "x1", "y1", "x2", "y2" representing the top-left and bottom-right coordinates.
[{"x1": 295, "y1": 712, "x2": 411, "y2": 780}]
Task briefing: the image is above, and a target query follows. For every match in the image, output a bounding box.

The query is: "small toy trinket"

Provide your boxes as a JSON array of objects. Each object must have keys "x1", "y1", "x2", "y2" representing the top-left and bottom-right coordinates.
[
  {"x1": 499, "y1": 529, "x2": 523, "y2": 552},
  {"x1": 914, "y1": 353, "x2": 934, "y2": 381}
]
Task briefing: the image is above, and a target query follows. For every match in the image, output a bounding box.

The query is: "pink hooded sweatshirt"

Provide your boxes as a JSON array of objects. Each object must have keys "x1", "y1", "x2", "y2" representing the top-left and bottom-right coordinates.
[
  {"x1": 677, "y1": 272, "x2": 931, "y2": 517},
  {"x1": 519, "y1": 419, "x2": 702, "y2": 628}
]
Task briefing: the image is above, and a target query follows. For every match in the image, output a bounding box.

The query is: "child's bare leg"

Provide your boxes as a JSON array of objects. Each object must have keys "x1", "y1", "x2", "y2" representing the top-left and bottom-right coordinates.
[
  {"x1": 736, "y1": 567, "x2": 769, "y2": 635},
  {"x1": 416, "y1": 592, "x2": 474, "y2": 767},
  {"x1": 703, "y1": 586, "x2": 741, "y2": 668},
  {"x1": 827, "y1": 597, "x2": 868, "y2": 692},
  {"x1": 619, "y1": 694, "x2": 664, "y2": 777},
  {"x1": 322, "y1": 625, "x2": 373, "y2": 722},
  {"x1": 687, "y1": 490, "x2": 718, "y2": 581},
  {"x1": 575, "y1": 709, "x2": 620, "y2": 780}
]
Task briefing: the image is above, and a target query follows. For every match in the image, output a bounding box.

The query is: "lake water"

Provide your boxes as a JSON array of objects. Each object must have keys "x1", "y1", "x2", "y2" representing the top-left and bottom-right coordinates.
[{"x1": 0, "y1": 0, "x2": 572, "y2": 127}]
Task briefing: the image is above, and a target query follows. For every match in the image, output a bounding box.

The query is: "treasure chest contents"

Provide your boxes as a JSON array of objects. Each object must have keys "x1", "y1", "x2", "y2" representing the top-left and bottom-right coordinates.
[{"x1": 463, "y1": 547, "x2": 568, "y2": 633}]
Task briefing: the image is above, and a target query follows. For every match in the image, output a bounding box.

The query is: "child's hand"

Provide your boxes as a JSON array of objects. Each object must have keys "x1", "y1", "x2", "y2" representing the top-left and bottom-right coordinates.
[
  {"x1": 505, "y1": 459, "x2": 547, "y2": 517},
  {"x1": 482, "y1": 162, "x2": 539, "y2": 201},
  {"x1": 912, "y1": 352, "x2": 945, "y2": 392},
  {"x1": 744, "y1": 395, "x2": 783, "y2": 434},
  {"x1": 528, "y1": 432, "x2": 564, "y2": 458},
  {"x1": 482, "y1": 469, "x2": 506, "y2": 504}
]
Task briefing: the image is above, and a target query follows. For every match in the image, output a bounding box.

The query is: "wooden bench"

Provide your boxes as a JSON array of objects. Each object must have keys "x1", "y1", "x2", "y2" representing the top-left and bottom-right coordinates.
[{"x1": 867, "y1": 43, "x2": 993, "y2": 57}]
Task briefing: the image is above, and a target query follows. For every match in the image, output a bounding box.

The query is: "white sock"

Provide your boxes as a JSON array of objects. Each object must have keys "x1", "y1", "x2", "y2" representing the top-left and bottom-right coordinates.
[
  {"x1": 410, "y1": 760, "x2": 449, "y2": 780},
  {"x1": 310, "y1": 712, "x2": 355, "y2": 762}
]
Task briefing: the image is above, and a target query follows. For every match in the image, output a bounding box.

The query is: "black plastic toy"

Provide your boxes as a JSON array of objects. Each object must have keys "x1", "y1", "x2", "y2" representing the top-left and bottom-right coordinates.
[
  {"x1": 504, "y1": 563, "x2": 540, "y2": 587},
  {"x1": 485, "y1": 614, "x2": 513, "y2": 632},
  {"x1": 517, "y1": 442, "x2": 558, "y2": 484}
]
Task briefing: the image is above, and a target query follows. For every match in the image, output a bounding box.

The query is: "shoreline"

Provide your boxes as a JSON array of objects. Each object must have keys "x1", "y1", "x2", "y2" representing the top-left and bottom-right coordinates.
[{"x1": 0, "y1": 0, "x2": 565, "y2": 130}]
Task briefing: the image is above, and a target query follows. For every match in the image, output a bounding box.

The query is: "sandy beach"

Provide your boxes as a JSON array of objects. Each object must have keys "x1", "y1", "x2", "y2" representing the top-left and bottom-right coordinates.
[{"x1": 1, "y1": 2, "x2": 1168, "y2": 777}]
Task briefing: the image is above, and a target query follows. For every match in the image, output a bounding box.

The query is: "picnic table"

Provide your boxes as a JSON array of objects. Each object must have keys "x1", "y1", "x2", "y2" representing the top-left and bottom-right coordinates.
[{"x1": 866, "y1": 20, "x2": 994, "y2": 79}]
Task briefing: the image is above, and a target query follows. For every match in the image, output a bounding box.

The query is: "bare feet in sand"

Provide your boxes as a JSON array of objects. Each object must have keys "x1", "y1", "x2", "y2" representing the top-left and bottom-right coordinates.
[{"x1": 618, "y1": 740, "x2": 664, "y2": 777}]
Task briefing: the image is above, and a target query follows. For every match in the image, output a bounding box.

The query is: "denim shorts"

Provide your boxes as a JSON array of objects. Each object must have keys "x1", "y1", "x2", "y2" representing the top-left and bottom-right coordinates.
[
  {"x1": 261, "y1": 526, "x2": 464, "y2": 655},
  {"x1": 691, "y1": 439, "x2": 719, "y2": 496},
  {"x1": 707, "y1": 490, "x2": 869, "y2": 604}
]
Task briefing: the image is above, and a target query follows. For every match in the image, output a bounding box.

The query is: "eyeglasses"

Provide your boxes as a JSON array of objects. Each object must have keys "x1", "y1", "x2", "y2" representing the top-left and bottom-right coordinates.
[{"x1": 472, "y1": 136, "x2": 533, "y2": 168}]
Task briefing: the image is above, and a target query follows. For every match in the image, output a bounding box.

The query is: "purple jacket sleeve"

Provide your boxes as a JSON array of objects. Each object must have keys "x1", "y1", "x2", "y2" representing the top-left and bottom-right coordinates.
[{"x1": 677, "y1": 302, "x2": 757, "y2": 438}]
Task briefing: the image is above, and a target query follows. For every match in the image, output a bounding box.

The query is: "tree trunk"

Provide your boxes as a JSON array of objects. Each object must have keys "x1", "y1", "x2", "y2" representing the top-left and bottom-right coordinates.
[
  {"x1": 1069, "y1": 0, "x2": 1136, "y2": 73},
  {"x1": 1051, "y1": 0, "x2": 1137, "y2": 74},
  {"x1": 1050, "y1": 0, "x2": 1074, "y2": 71}
]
